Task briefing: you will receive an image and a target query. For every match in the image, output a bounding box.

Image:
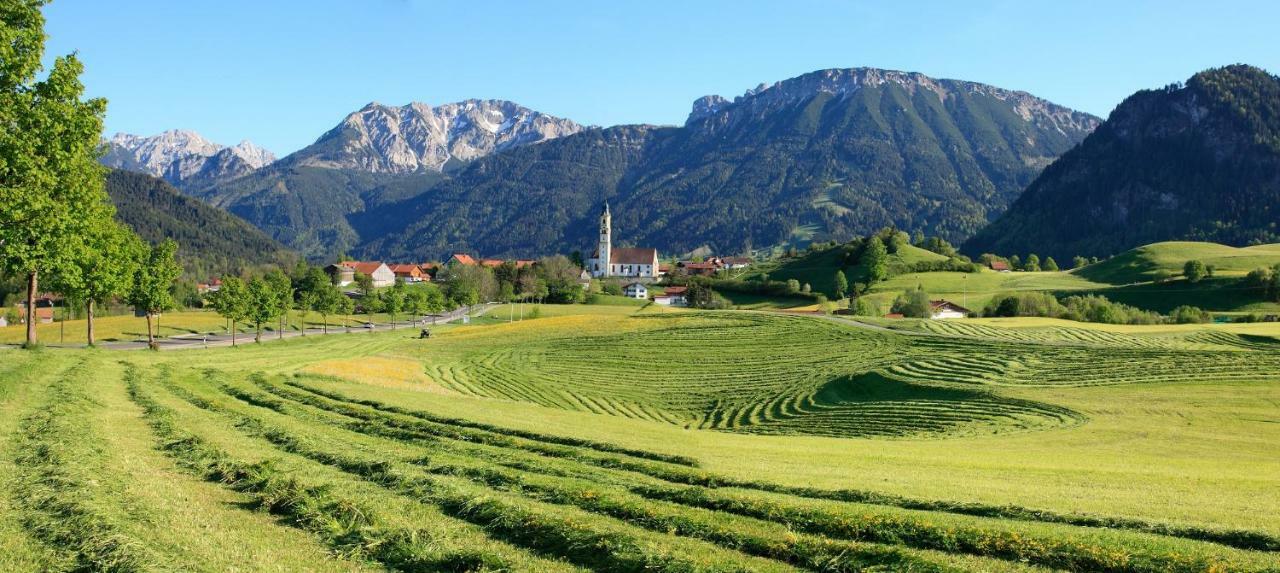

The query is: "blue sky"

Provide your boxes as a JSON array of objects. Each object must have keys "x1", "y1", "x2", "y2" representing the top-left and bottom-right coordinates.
[{"x1": 43, "y1": 0, "x2": 1280, "y2": 156}]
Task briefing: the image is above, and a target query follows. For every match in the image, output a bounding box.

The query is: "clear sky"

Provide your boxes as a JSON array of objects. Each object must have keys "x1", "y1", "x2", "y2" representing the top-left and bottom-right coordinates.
[{"x1": 42, "y1": 0, "x2": 1280, "y2": 156}]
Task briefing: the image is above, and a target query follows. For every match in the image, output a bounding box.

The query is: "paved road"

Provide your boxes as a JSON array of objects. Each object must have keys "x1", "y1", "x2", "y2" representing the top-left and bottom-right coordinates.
[{"x1": 25, "y1": 304, "x2": 498, "y2": 351}]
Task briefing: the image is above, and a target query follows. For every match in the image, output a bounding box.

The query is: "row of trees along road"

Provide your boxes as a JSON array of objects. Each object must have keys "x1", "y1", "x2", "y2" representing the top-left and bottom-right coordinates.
[
  {"x1": 1, "y1": 1, "x2": 181, "y2": 349},
  {"x1": 206, "y1": 267, "x2": 454, "y2": 346}
]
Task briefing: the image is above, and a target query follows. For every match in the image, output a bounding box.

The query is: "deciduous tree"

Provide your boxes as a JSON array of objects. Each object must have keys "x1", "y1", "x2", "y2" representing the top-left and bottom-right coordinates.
[
  {"x1": 128, "y1": 240, "x2": 182, "y2": 349},
  {"x1": 50, "y1": 218, "x2": 142, "y2": 345},
  {"x1": 0, "y1": 2, "x2": 110, "y2": 348}
]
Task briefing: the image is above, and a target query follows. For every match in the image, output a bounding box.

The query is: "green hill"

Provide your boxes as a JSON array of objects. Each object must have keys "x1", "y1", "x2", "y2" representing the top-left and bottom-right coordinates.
[
  {"x1": 107, "y1": 170, "x2": 298, "y2": 277},
  {"x1": 1077, "y1": 241, "x2": 1280, "y2": 284},
  {"x1": 751, "y1": 243, "x2": 949, "y2": 297},
  {"x1": 964, "y1": 65, "x2": 1280, "y2": 260}
]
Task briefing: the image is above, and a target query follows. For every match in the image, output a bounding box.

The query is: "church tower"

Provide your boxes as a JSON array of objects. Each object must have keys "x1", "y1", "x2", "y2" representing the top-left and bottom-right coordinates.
[{"x1": 597, "y1": 202, "x2": 612, "y2": 277}]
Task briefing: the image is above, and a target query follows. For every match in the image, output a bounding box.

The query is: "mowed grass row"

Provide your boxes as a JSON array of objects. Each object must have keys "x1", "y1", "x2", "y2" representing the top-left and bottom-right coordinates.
[
  {"x1": 405, "y1": 311, "x2": 1280, "y2": 439},
  {"x1": 0, "y1": 353, "x2": 384, "y2": 573},
  {"x1": 151, "y1": 366, "x2": 1280, "y2": 572}
]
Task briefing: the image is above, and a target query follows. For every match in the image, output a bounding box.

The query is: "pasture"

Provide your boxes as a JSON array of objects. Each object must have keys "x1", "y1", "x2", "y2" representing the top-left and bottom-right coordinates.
[{"x1": 2, "y1": 305, "x2": 1279, "y2": 572}]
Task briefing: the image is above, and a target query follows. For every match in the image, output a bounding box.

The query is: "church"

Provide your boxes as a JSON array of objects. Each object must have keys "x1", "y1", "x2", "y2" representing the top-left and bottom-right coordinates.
[{"x1": 588, "y1": 202, "x2": 659, "y2": 280}]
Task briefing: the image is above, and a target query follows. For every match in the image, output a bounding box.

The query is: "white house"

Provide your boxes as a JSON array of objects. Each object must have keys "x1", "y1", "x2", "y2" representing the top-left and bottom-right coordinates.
[
  {"x1": 340, "y1": 261, "x2": 396, "y2": 288},
  {"x1": 929, "y1": 300, "x2": 972, "y2": 319},
  {"x1": 622, "y1": 282, "x2": 648, "y2": 299},
  {"x1": 588, "y1": 203, "x2": 659, "y2": 280},
  {"x1": 653, "y1": 286, "x2": 688, "y2": 307}
]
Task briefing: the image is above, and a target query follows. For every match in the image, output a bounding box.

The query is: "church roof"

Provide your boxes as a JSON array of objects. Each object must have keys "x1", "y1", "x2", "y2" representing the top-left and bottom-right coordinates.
[{"x1": 610, "y1": 248, "x2": 657, "y2": 265}]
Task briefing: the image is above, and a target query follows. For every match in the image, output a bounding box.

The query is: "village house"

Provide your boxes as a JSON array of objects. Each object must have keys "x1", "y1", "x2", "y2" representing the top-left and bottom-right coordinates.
[
  {"x1": 588, "y1": 203, "x2": 659, "y2": 281},
  {"x1": 680, "y1": 261, "x2": 721, "y2": 276},
  {"x1": 989, "y1": 260, "x2": 1011, "y2": 272},
  {"x1": 622, "y1": 282, "x2": 648, "y2": 299},
  {"x1": 930, "y1": 300, "x2": 972, "y2": 319},
  {"x1": 389, "y1": 264, "x2": 425, "y2": 282},
  {"x1": 721, "y1": 256, "x2": 754, "y2": 270},
  {"x1": 197, "y1": 278, "x2": 222, "y2": 294},
  {"x1": 448, "y1": 253, "x2": 479, "y2": 267},
  {"x1": 329, "y1": 261, "x2": 395, "y2": 288},
  {"x1": 653, "y1": 286, "x2": 688, "y2": 307}
]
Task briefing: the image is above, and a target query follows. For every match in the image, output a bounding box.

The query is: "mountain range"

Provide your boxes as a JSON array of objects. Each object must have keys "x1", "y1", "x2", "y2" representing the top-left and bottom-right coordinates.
[
  {"x1": 106, "y1": 65, "x2": 1280, "y2": 265},
  {"x1": 356, "y1": 68, "x2": 1099, "y2": 260},
  {"x1": 133, "y1": 68, "x2": 1098, "y2": 260},
  {"x1": 101, "y1": 130, "x2": 276, "y2": 190},
  {"x1": 963, "y1": 65, "x2": 1280, "y2": 260}
]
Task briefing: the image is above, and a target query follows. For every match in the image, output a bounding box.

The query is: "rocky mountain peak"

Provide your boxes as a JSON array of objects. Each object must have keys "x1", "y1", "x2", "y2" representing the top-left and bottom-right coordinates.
[
  {"x1": 686, "y1": 67, "x2": 1101, "y2": 138},
  {"x1": 294, "y1": 99, "x2": 584, "y2": 173},
  {"x1": 101, "y1": 130, "x2": 276, "y2": 190}
]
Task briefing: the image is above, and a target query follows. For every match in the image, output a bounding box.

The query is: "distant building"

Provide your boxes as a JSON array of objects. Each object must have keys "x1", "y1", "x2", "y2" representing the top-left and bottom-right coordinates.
[
  {"x1": 389, "y1": 264, "x2": 425, "y2": 282},
  {"x1": 679, "y1": 261, "x2": 721, "y2": 276},
  {"x1": 448, "y1": 253, "x2": 479, "y2": 267},
  {"x1": 622, "y1": 282, "x2": 648, "y2": 299},
  {"x1": 721, "y1": 257, "x2": 753, "y2": 270},
  {"x1": 929, "y1": 300, "x2": 972, "y2": 319},
  {"x1": 989, "y1": 260, "x2": 1011, "y2": 272},
  {"x1": 653, "y1": 286, "x2": 688, "y2": 307},
  {"x1": 338, "y1": 261, "x2": 395, "y2": 288},
  {"x1": 588, "y1": 203, "x2": 659, "y2": 280}
]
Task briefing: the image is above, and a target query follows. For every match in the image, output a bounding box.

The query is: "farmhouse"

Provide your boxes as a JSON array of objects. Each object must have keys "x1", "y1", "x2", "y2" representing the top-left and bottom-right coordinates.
[
  {"x1": 721, "y1": 256, "x2": 753, "y2": 270},
  {"x1": 930, "y1": 300, "x2": 972, "y2": 319},
  {"x1": 989, "y1": 260, "x2": 1011, "y2": 272},
  {"x1": 680, "y1": 261, "x2": 720, "y2": 276},
  {"x1": 653, "y1": 286, "x2": 688, "y2": 307},
  {"x1": 389, "y1": 264, "x2": 425, "y2": 282},
  {"x1": 622, "y1": 282, "x2": 648, "y2": 299},
  {"x1": 336, "y1": 261, "x2": 395, "y2": 288},
  {"x1": 588, "y1": 203, "x2": 659, "y2": 280}
]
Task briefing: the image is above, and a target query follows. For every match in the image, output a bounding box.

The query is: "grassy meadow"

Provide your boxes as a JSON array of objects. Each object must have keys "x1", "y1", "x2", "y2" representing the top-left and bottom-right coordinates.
[{"x1": 2, "y1": 304, "x2": 1279, "y2": 571}]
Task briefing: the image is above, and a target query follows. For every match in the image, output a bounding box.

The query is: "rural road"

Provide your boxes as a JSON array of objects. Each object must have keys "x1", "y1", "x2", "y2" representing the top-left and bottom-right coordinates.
[{"x1": 24, "y1": 304, "x2": 498, "y2": 351}]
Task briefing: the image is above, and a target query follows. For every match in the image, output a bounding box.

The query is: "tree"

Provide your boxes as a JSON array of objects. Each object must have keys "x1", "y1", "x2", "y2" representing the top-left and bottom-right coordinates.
[
  {"x1": 0, "y1": 3, "x2": 110, "y2": 348},
  {"x1": 128, "y1": 240, "x2": 182, "y2": 349},
  {"x1": 1183, "y1": 260, "x2": 1208, "y2": 283},
  {"x1": 1042, "y1": 257, "x2": 1059, "y2": 272},
  {"x1": 891, "y1": 286, "x2": 932, "y2": 318},
  {"x1": 861, "y1": 236, "x2": 889, "y2": 283},
  {"x1": 785, "y1": 279, "x2": 801, "y2": 294},
  {"x1": 833, "y1": 270, "x2": 848, "y2": 300},
  {"x1": 1169, "y1": 305, "x2": 1211, "y2": 324},
  {"x1": 382, "y1": 282, "x2": 405, "y2": 329},
  {"x1": 335, "y1": 293, "x2": 355, "y2": 330},
  {"x1": 1009, "y1": 255, "x2": 1022, "y2": 270},
  {"x1": 801, "y1": 282, "x2": 811, "y2": 294},
  {"x1": 209, "y1": 276, "x2": 249, "y2": 346},
  {"x1": 354, "y1": 272, "x2": 374, "y2": 297},
  {"x1": 263, "y1": 269, "x2": 292, "y2": 339},
  {"x1": 1024, "y1": 254, "x2": 1041, "y2": 272},
  {"x1": 49, "y1": 219, "x2": 142, "y2": 345},
  {"x1": 1072, "y1": 256, "x2": 1089, "y2": 269},
  {"x1": 244, "y1": 277, "x2": 282, "y2": 343}
]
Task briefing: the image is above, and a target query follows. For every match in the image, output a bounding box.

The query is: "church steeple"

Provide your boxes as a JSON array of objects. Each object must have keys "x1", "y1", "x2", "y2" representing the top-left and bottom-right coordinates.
[{"x1": 597, "y1": 201, "x2": 612, "y2": 277}]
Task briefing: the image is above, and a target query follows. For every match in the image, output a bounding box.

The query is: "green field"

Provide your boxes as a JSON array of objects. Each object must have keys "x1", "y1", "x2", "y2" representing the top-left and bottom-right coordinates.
[
  {"x1": 1078, "y1": 242, "x2": 1280, "y2": 284},
  {"x1": 3, "y1": 305, "x2": 1279, "y2": 571}
]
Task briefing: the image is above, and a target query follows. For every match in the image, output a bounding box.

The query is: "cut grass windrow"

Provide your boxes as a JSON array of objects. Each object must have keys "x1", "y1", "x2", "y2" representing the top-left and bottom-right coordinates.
[
  {"x1": 296, "y1": 373, "x2": 700, "y2": 466},
  {"x1": 176, "y1": 380, "x2": 960, "y2": 573},
  {"x1": 122, "y1": 363, "x2": 526, "y2": 573},
  {"x1": 277, "y1": 373, "x2": 1280, "y2": 555},
  {"x1": 203, "y1": 371, "x2": 1278, "y2": 573},
  {"x1": 12, "y1": 358, "x2": 152, "y2": 572},
  {"x1": 162, "y1": 373, "x2": 810, "y2": 573}
]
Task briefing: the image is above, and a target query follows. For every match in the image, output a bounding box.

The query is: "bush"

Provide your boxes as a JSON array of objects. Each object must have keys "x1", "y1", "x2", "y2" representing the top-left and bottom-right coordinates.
[
  {"x1": 891, "y1": 287, "x2": 931, "y2": 318},
  {"x1": 982, "y1": 292, "x2": 1064, "y2": 318},
  {"x1": 1169, "y1": 305, "x2": 1211, "y2": 324},
  {"x1": 1060, "y1": 295, "x2": 1162, "y2": 325},
  {"x1": 1184, "y1": 260, "x2": 1208, "y2": 283}
]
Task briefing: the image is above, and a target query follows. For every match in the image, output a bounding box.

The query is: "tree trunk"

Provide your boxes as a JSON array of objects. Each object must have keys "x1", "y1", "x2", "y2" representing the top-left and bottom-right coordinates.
[
  {"x1": 86, "y1": 299, "x2": 96, "y2": 346},
  {"x1": 322, "y1": 314, "x2": 328, "y2": 334},
  {"x1": 25, "y1": 271, "x2": 37, "y2": 347},
  {"x1": 146, "y1": 312, "x2": 157, "y2": 350},
  {"x1": 279, "y1": 312, "x2": 285, "y2": 339},
  {"x1": 255, "y1": 323, "x2": 262, "y2": 344},
  {"x1": 230, "y1": 322, "x2": 237, "y2": 347}
]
